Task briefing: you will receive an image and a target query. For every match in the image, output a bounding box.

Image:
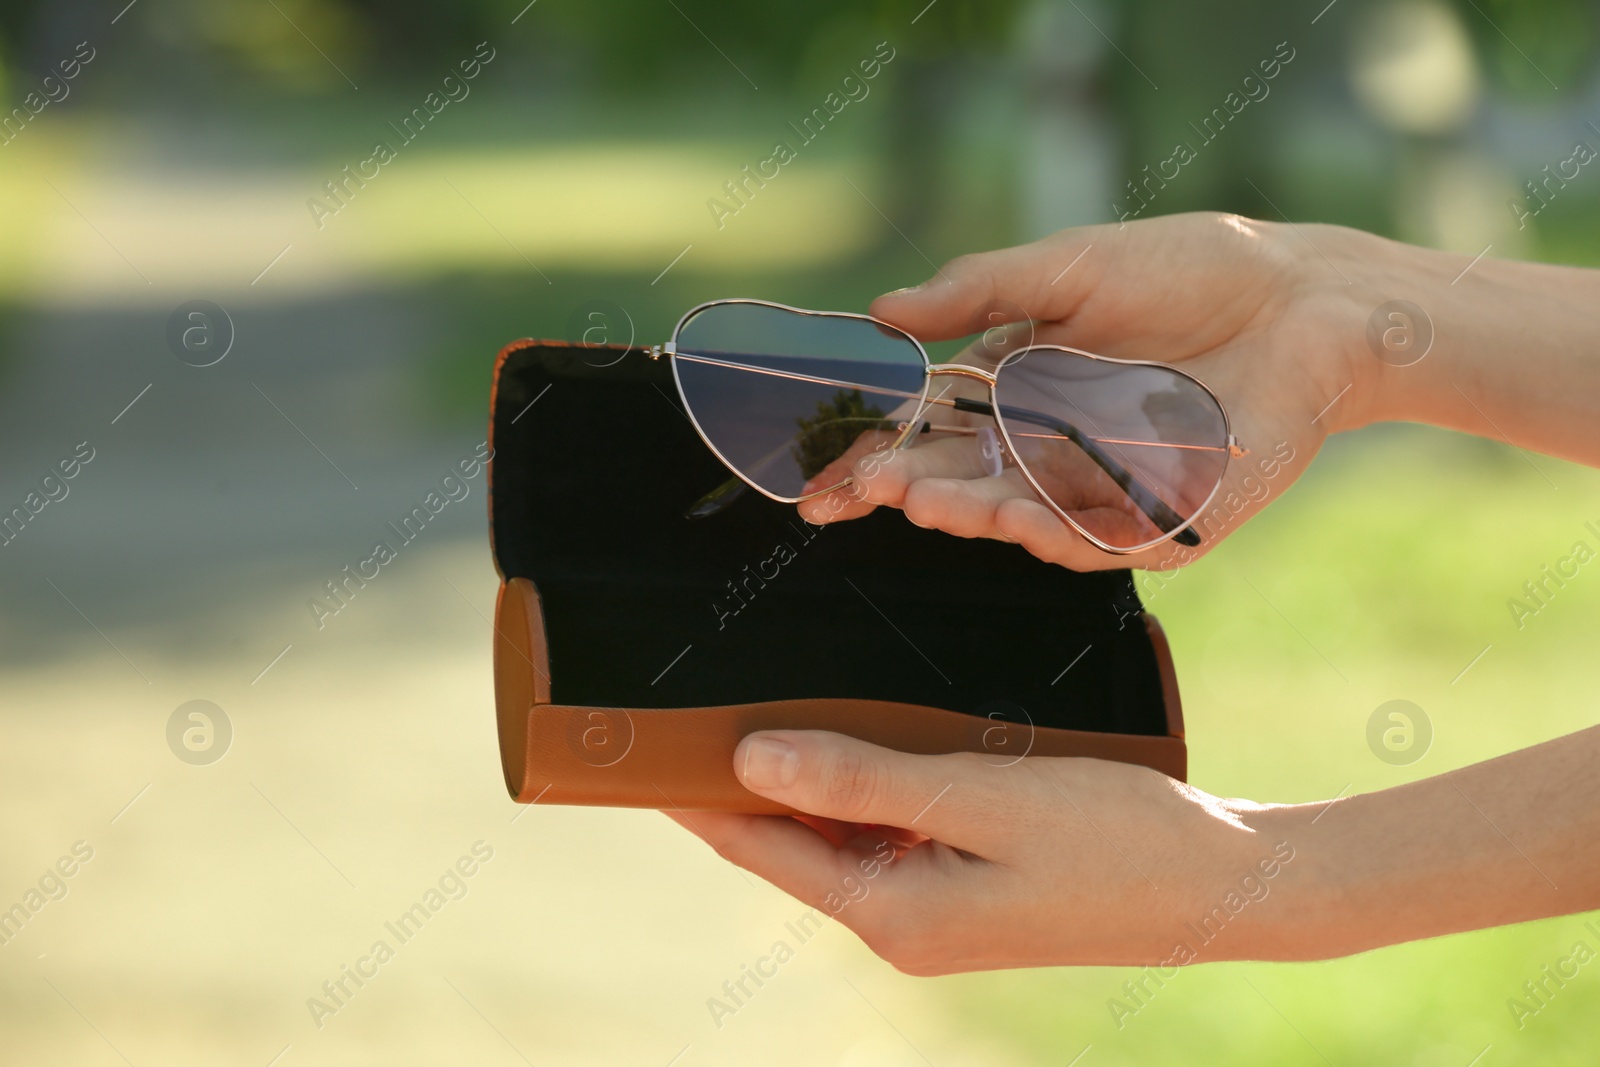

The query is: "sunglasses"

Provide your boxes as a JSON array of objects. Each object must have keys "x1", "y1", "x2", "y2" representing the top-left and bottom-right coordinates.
[{"x1": 648, "y1": 299, "x2": 1245, "y2": 555}]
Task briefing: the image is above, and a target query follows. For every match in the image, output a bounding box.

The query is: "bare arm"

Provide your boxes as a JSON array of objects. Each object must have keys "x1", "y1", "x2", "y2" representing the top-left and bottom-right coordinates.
[
  {"x1": 667, "y1": 725, "x2": 1600, "y2": 972},
  {"x1": 1251, "y1": 723, "x2": 1600, "y2": 960},
  {"x1": 1327, "y1": 225, "x2": 1600, "y2": 468}
]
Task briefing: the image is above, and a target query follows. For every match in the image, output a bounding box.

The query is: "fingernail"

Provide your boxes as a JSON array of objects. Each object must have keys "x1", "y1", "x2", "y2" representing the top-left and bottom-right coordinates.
[
  {"x1": 740, "y1": 736, "x2": 800, "y2": 790},
  {"x1": 881, "y1": 283, "x2": 925, "y2": 298}
]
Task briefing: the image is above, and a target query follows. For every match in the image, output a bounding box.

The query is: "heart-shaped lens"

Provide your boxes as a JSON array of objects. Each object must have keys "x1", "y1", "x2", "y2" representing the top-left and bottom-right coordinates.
[
  {"x1": 672, "y1": 302, "x2": 929, "y2": 501},
  {"x1": 993, "y1": 348, "x2": 1230, "y2": 553}
]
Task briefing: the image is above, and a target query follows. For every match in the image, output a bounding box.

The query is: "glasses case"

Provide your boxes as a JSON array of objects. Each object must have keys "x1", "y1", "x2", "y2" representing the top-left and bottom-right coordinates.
[{"x1": 488, "y1": 339, "x2": 1186, "y2": 814}]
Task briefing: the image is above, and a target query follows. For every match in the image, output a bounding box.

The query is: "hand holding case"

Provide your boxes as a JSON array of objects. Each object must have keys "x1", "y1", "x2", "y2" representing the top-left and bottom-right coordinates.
[{"x1": 488, "y1": 340, "x2": 1186, "y2": 814}]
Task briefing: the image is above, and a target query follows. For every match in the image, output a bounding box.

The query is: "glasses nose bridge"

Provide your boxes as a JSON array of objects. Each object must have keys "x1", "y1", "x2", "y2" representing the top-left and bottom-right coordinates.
[{"x1": 927, "y1": 364, "x2": 997, "y2": 386}]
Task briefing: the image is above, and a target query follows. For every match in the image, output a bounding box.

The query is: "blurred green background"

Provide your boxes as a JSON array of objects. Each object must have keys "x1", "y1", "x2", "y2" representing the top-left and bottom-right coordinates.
[{"x1": 0, "y1": 0, "x2": 1597, "y2": 1063}]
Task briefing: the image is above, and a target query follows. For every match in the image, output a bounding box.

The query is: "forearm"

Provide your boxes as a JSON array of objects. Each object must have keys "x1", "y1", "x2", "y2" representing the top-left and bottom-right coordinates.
[
  {"x1": 1329, "y1": 227, "x2": 1600, "y2": 466},
  {"x1": 1243, "y1": 724, "x2": 1600, "y2": 960}
]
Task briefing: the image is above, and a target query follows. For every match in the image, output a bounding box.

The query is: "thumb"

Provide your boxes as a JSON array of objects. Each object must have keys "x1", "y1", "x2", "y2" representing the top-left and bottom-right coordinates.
[
  {"x1": 868, "y1": 228, "x2": 1105, "y2": 342},
  {"x1": 734, "y1": 730, "x2": 992, "y2": 848}
]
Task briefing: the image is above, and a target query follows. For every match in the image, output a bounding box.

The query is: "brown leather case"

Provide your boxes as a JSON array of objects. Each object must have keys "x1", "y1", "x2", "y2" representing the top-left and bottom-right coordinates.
[{"x1": 488, "y1": 339, "x2": 1186, "y2": 814}]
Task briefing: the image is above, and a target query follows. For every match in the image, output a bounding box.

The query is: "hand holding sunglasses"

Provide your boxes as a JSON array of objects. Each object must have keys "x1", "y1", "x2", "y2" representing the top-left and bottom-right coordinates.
[
  {"x1": 855, "y1": 220, "x2": 1391, "y2": 574},
  {"x1": 654, "y1": 298, "x2": 1245, "y2": 556}
]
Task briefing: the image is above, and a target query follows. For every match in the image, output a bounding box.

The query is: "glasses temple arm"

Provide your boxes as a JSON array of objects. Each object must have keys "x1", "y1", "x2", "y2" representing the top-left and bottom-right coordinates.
[
  {"x1": 952, "y1": 397, "x2": 1201, "y2": 548},
  {"x1": 671, "y1": 350, "x2": 1205, "y2": 545}
]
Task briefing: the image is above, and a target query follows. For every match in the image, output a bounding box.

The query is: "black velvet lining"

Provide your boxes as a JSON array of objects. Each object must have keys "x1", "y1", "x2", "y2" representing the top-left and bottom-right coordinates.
[{"x1": 488, "y1": 342, "x2": 1168, "y2": 736}]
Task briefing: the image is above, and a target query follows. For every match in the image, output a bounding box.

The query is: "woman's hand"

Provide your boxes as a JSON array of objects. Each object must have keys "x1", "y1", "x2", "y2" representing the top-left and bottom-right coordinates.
[
  {"x1": 667, "y1": 727, "x2": 1600, "y2": 973},
  {"x1": 799, "y1": 212, "x2": 1394, "y2": 571},
  {"x1": 666, "y1": 729, "x2": 1299, "y2": 973}
]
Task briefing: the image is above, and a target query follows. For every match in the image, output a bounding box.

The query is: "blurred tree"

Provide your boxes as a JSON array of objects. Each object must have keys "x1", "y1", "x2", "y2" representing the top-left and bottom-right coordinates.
[
  {"x1": 1117, "y1": 0, "x2": 1340, "y2": 223},
  {"x1": 1454, "y1": 0, "x2": 1595, "y2": 98},
  {"x1": 0, "y1": 0, "x2": 1025, "y2": 239},
  {"x1": 529, "y1": 0, "x2": 1026, "y2": 239},
  {"x1": 1106, "y1": 0, "x2": 1591, "y2": 234},
  {"x1": 8, "y1": 0, "x2": 1588, "y2": 256}
]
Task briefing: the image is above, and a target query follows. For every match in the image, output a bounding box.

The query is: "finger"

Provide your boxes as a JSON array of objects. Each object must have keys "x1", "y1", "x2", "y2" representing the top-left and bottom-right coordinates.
[
  {"x1": 902, "y1": 476, "x2": 1184, "y2": 571},
  {"x1": 797, "y1": 478, "x2": 878, "y2": 525},
  {"x1": 879, "y1": 459, "x2": 1199, "y2": 572},
  {"x1": 993, "y1": 495, "x2": 1181, "y2": 572},
  {"x1": 849, "y1": 436, "x2": 1000, "y2": 510},
  {"x1": 870, "y1": 824, "x2": 930, "y2": 851},
  {"x1": 664, "y1": 808, "x2": 866, "y2": 902},
  {"x1": 870, "y1": 230, "x2": 1105, "y2": 341},
  {"x1": 664, "y1": 809, "x2": 915, "y2": 918},
  {"x1": 797, "y1": 411, "x2": 1009, "y2": 527},
  {"x1": 664, "y1": 808, "x2": 921, "y2": 890},
  {"x1": 732, "y1": 730, "x2": 1008, "y2": 852},
  {"x1": 836, "y1": 827, "x2": 908, "y2": 887},
  {"x1": 792, "y1": 814, "x2": 871, "y2": 847},
  {"x1": 796, "y1": 434, "x2": 897, "y2": 524},
  {"x1": 952, "y1": 319, "x2": 1045, "y2": 371},
  {"x1": 801, "y1": 436, "x2": 988, "y2": 524},
  {"x1": 908, "y1": 463, "x2": 1203, "y2": 572},
  {"x1": 798, "y1": 817, "x2": 929, "y2": 854},
  {"x1": 664, "y1": 808, "x2": 872, "y2": 854},
  {"x1": 900, "y1": 471, "x2": 1037, "y2": 540}
]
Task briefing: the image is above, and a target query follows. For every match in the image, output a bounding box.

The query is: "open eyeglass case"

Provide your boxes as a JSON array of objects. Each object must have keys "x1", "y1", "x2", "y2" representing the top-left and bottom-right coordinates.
[{"x1": 487, "y1": 339, "x2": 1187, "y2": 815}]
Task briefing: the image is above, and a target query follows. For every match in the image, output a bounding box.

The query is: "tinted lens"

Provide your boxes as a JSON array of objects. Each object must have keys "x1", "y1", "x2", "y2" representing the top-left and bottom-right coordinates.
[
  {"x1": 673, "y1": 302, "x2": 928, "y2": 499},
  {"x1": 992, "y1": 349, "x2": 1229, "y2": 551}
]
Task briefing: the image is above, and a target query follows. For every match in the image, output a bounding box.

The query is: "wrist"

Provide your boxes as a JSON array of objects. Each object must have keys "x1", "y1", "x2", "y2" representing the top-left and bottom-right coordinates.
[
  {"x1": 1315, "y1": 227, "x2": 1600, "y2": 463},
  {"x1": 1229, "y1": 778, "x2": 1527, "y2": 962},
  {"x1": 1221, "y1": 798, "x2": 1368, "y2": 962},
  {"x1": 1338, "y1": 232, "x2": 1480, "y2": 430},
  {"x1": 1296, "y1": 224, "x2": 1453, "y2": 433}
]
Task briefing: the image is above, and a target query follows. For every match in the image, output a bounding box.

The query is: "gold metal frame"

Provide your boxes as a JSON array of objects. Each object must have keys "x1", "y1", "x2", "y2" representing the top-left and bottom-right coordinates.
[{"x1": 652, "y1": 299, "x2": 1244, "y2": 556}]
